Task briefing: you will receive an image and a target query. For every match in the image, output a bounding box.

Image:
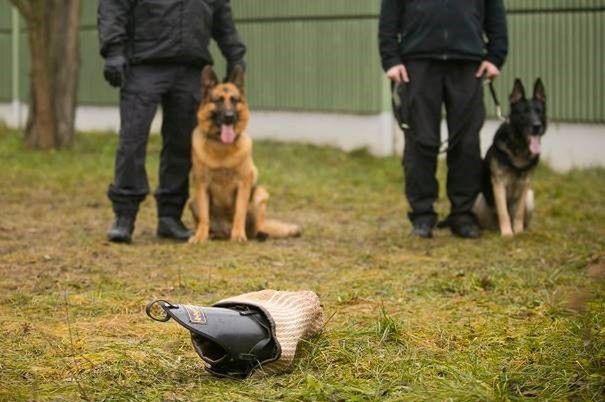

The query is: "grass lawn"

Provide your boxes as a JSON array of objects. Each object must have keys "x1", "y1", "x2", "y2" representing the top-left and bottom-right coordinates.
[{"x1": 1, "y1": 128, "x2": 604, "y2": 401}]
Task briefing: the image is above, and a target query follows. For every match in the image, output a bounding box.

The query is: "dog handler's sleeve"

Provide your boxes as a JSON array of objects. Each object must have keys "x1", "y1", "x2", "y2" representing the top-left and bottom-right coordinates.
[
  {"x1": 483, "y1": 0, "x2": 509, "y2": 69},
  {"x1": 212, "y1": 0, "x2": 247, "y2": 75},
  {"x1": 98, "y1": 0, "x2": 134, "y2": 58},
  {"x1": 378, "y1": 0, "x2": 404, "y2": 72}
]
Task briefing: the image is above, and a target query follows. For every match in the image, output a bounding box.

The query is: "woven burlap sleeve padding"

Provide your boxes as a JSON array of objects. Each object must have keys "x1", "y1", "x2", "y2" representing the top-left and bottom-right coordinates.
[{"x1": 213, "y1": 289, "x2": 323, "y2": 375}]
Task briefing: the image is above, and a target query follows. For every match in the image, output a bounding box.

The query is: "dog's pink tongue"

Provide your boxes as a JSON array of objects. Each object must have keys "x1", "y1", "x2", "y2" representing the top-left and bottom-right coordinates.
[
  {"x1": 220, "y1": 124, "x2": 236, "y2": 144},
  {"x1": 529, "y1": 135, "x2": 541, "y2": 155}
]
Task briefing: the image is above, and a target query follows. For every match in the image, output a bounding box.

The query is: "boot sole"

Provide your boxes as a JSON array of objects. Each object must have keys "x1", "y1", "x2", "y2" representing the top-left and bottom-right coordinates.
[
  {"x1": 107, "y1": 234, "x2": 132, "y2": 244},
  {"x1": 156, "y1": 230, "x2": 191, "y2": 242}
]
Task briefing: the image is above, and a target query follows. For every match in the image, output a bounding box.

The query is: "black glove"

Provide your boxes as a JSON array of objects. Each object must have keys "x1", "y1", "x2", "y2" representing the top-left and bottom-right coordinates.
[{"x1": 103, "y1": 55, "x2": 128, "y2": 88}]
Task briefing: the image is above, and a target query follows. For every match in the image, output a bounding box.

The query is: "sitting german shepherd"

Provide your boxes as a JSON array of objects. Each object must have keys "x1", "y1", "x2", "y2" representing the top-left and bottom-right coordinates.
[
  {"x1": 473, "y1": 78, "x2": 547, "y2": 236},
  {"x1": 188, "y1": 65, "x2": 301, "y2": 243}
]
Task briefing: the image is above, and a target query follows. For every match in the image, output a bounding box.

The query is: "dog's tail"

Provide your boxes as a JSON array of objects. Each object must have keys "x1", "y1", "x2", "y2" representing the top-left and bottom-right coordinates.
[
  {"x1": 252, "y1": 186, "x2": 302, "y2": 239},
  {"x1": 257, "y1": 219, "x2": 302, "y2": 239}
]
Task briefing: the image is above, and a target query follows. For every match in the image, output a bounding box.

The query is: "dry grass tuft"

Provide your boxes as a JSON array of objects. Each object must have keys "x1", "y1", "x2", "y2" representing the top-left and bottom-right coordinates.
[{"x1": 587, "y1": 258, "x2": 605, "y2": 281}]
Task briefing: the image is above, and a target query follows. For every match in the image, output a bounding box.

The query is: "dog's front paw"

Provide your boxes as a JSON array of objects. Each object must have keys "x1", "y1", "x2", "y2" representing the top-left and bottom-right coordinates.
[
  {"x1": 500, "y1": 228, "x2": 514, "y2": 237},
  {"x1": 513, "y1": 221, "x2": 525, "y2": 234},
  {"x1": 230, "y1": 230, "x2": 247, "y2": 243},
  {"x1": 189, "y1": 233, "x2": 208, "y2": 244}
]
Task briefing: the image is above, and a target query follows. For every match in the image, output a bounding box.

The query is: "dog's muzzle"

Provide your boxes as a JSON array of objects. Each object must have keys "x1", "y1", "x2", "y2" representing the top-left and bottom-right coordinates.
[
  {"x1": 532, "y1": 124, "x2": 543, "y2": 135},
  {"x1": 214, "y1": 110, "x2": 238, "y2": 126},
  {"x1": 212, "y1": 110, "x2": 239, "y2": 144},
  {"x1": 221, "y1": 110, "x2": 237, "y2": 125}
]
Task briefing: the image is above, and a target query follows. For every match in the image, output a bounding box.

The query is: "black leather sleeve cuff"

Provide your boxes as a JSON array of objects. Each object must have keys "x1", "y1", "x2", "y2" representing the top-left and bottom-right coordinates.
[
  {"x1": 382, "y1": 57, "x2": 403, "y2": 72},
  {"x1": 485, "y1": 54, "x2": 505, "y2": 69}
]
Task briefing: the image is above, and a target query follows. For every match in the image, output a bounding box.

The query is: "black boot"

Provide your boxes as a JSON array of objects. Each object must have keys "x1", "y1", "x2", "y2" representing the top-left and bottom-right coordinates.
[
  {"x1": 412, "y1": 221, "x2": 434, "y2": 238},
  {"x1": 410, "y1": 215, "x2": 436, "y2": 239},
  {"x1": 437, "y1": 213, "x2": 481, "y2": 239},
  {"x1": 107, "y1": 215, "x2": 136, "y2": 243},
  {"x1": 157, "y1": 217, "x2": 192, "y2": 241},
  {"x1": 450, "y1": 220, "x2": 481, "y2": 239}
]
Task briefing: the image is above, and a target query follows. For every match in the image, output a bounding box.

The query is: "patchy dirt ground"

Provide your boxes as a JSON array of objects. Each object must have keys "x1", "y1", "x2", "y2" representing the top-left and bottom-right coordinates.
[{"x1": 1, "y1": 129, "x2": 604, "y2": 401}]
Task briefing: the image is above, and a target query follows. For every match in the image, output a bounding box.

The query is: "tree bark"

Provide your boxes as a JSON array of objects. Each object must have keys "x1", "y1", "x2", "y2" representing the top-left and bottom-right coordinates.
[
  {"x1": 25, "y1": 3, "x2": 56, "y2": 149},
  {"x1": 52, "y1": 0, "x2": 81, "y2": 147},
  {"x1": 10, "y1": 0, "x2": 81, "y2": 149}
]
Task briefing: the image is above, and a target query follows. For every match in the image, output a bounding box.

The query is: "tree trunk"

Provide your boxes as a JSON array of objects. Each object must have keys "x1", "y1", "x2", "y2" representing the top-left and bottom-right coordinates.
[
  {"x1": 11, "y1": 0, "x2": 81, "y2": 150},
  {"x1": 25, "y1": 5, "x2": 56, "y2": 149},
  {"x1": 51, "y1": 0, "x2": 81, "y2": 147}
]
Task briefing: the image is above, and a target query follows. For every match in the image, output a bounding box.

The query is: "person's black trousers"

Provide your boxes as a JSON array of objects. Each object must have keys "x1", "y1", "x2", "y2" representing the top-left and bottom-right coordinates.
[
  {"x1": 402, "y1": 60, "x2": 485, "y2": 226},
  {"x1": 108, "y1": 64, "x2": 201, "y2": 218}
]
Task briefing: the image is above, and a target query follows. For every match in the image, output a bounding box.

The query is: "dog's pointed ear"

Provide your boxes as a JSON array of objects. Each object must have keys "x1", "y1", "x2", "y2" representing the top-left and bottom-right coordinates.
[
  {"x1": 201, "y1": 66, "x2": 219, "y2": 100},
  {"x1": 533, "y1": 78, "x2": 546, "y2": 102},
  {"x1": 228, "y1": 64, "x2": 245, "y2": 92},
  {"x1": 510, "y1": 78, "x2": 526, "y2": 104}
]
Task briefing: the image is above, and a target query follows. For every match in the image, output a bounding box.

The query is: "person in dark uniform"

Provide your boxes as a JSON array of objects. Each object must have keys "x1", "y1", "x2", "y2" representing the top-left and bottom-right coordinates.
[
  {"x1": 379, "y1": 0, "x2": 508, "y2": 238},
  {"x1": 98, "y1": 0, "x2": 246, "y2": 243}
]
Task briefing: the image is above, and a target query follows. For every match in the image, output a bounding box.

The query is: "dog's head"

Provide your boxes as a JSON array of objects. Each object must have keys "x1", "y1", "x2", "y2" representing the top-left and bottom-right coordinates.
[
  {"x1": 198, "y1": 65, "x2": 250, "y2": 144},
  {"x1": 508, "y1": 78, "x2": 547, "y2": 156}
]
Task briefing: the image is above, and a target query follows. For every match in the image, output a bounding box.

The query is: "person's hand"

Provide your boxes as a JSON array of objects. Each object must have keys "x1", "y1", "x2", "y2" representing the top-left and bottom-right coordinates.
[
  {"x1": 103, "y1": 55, "x2": 128, "y2": 88},
  {"x1": 476, "y1": 61, "x2": 500, "y2": 80},
  {"x1": 386, "y1": 64, "x2": 409, "y2": 84}
]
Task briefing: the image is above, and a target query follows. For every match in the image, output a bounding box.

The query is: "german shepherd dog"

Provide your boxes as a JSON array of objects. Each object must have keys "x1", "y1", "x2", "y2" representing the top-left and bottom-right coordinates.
[
  {"x1": 188, "y1": 65, "x2": 301, "y2": 243},
  {"x1": 473, "y1": 78, "x2": 547, "y2": 236}
]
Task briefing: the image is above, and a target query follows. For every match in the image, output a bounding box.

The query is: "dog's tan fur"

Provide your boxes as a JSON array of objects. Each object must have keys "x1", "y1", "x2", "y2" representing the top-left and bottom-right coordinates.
[
  {"x1": 473, "y1": 167, "x2": 534, "y2": 237},
  {"x1": 188, "y1": 65, "x2": 301, "y2": 243}
]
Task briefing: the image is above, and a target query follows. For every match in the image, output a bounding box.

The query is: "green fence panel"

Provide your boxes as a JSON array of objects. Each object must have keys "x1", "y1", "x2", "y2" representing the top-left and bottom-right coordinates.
[
  {"x1": 1, "y1": 1, "x2": 604, "y2": 122},
  {"x1": 79, "y1": 30, "x2": 120, "y2": 105},
  {"x1": 232, "y1": 0, "x2": 378, "y2": 20},
  {"x1": 230, "y1": 19, "x2": 382, "y2": 114},
  {"x1": 0, "y1": 2, "x2": 12, "y2": 30},
  {"x1": 81, "y1": 0, "x2": 97, "y2": 28},
  {"x1": 66, "y1": 8, "x2": 384, "y2": 112},
  {"x1": 505, "y1": 0, "x2": 605, "y2": 11},
  {"x1": 0, "y1": 2, "x2": 13, "y2": 102},
  {"x1": 488, "y1": 9, "x2": 604, "y2": 123},
  {"x1": 0, "y1": 34, "x2": 11, "y2": 102},
  {"x1": 18, "y1": 31, "x2": 28, "y2": 101}
]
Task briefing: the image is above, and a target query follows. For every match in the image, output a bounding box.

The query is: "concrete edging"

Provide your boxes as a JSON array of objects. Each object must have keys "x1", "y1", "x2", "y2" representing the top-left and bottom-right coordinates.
[{"x1": 0, "y1": 103, "x2": 602, "y2": 172}]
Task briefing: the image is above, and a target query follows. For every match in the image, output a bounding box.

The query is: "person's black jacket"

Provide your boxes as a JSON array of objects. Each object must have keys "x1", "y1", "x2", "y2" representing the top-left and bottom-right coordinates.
[
  {"x1": 98, "y1": 0, "x2": 246, "y2": 69},
  {"x1": 379, "y1": 0, "x2": 508, "y2": 71}
]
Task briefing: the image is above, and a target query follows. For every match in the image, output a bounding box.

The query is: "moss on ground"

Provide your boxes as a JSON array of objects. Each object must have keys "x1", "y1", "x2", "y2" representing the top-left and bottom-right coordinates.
[{"x1": 0, "y1": 129, "x2": 604, "y2": 401}]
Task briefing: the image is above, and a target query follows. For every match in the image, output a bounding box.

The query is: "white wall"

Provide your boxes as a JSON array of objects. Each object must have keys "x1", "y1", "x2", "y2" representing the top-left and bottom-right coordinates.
[
  {"x1": 392, "y1": 118, "x2": 605, "y2": 171},
  {"x1": 1, "y1": 103, "x2": 603, "y2": 172},
  {"x1": 480, "y1": 120, "x2": 605, "y2": 172}
]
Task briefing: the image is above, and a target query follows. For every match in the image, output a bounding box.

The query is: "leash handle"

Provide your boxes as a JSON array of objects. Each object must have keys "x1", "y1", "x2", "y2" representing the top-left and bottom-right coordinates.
[
  {"x1": 486, "y1": 80, "x2": 505, "y2": 121},
  {"x1": 390, "y1": 81, "x2": 410, "y2": 130},
  {"x1": 146, "y1": 299, "x2": 177, "y2": 322}
]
